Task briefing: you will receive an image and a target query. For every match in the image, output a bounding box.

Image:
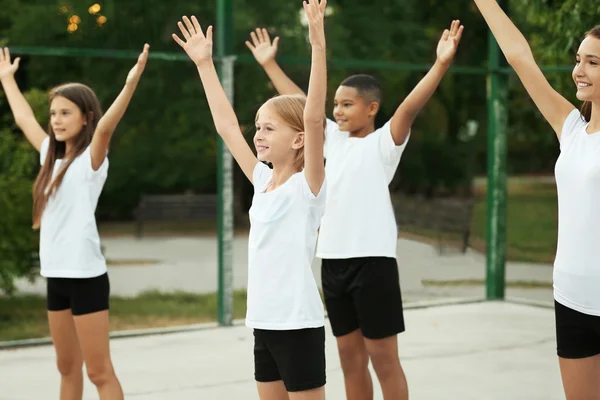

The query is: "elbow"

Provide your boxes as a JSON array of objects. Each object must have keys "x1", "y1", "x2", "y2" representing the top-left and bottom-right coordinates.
[
  {"x1": 216, "y1": 123, "x2": 241, "y2": 138},
  {"x1": 505, "y1": 46, "x2": 533, "y2": 68}
]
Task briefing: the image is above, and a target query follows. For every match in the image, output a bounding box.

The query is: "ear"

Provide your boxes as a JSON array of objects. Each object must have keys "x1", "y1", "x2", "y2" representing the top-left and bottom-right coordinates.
[
  {"x1": 85, "y1": 111, "x2": 94, "y2": 126},
  {"x1": 367, "y1": 102, "x2": 380, "y2": 119},
  {"x1": 292, "y1": 131, "x2": 305, "y2": 150}
]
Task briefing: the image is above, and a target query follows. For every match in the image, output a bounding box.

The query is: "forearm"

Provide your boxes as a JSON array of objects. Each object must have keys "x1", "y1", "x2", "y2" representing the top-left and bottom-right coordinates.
[
  {"x1": 95, "y1": 82, "x2": 138, "y2": 138},
  {"x1": 197, "y1": 61, "x2": 241, "y2": 135},
  {"x1": 304, "y1": 47, "x2": 327, "y2": 128},
  {"x1": 262, "y1": 60, "x2": 305, "y2": 96},
  {"x1": 400, "y1": 60, "x2": 448, "y2": 120},
  {"x1": 0, "y1": 76, "x2": 36, "y2": 125},
  {"x1": 473, "y1": 0, "x2": 534, "y2": 63}
]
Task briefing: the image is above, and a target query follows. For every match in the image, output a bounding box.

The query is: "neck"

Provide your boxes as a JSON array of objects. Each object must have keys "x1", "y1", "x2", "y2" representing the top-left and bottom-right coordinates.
[
  {"x1": 269, "y1": 162, "x2": 299, "y2": 191},
  {"x1": 349, "y1": 122, "x2": 376, "y2": 138},
  {"x1": 588, "y1": 101, "x2": 600, "y2": 133}
]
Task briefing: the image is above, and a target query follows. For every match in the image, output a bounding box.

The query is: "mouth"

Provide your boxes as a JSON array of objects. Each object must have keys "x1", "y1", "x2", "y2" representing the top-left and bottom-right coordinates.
[
  {"x1": 53, "y1": 128, "x2": 66, "y2": 134},
  {"x1": 577, "y1": 82, "x2": 592, "y2": 89},
  {"x1": 256, "y1": 145, "x2": 269, "y2": 153},
  {"x1": 335, "y1": 119, "x2": 348, "y2": 125}
]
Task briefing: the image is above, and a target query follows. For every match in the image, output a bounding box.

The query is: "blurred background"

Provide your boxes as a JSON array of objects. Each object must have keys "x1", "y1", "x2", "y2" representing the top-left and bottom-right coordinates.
[{"x1": 0, "y1": 0, "x2": 595, "y2": 342}]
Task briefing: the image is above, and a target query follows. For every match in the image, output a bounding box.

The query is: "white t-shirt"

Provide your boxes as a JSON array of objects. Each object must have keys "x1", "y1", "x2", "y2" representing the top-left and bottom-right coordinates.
[
  {"x1": 246, "y1": 162, "x2": 326, "y2": 330},
  {"x1": 316, "y1": 119, "x2": 409, "y2": 259},
  {"x1": 554, "y1": 109, "x2": 600, "y2": 316},
  {"x1": 39, "y1": 137, "x2": 108, "y2": 278}
]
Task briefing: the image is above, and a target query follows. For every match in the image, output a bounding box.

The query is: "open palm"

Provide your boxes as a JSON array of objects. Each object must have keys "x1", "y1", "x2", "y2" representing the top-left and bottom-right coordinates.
[
  {"x1": 126, "y1": 44, "x2": 150, "y2": 85},
  {"x1": 0, "y1": 48, "x2": 20, "y2": 79},
  {"x1": 173, "y1": 16, "x2": 213, "y2": 66},
  {"x1": 436, "y1": 20, "x2": 464, "y2": 65},
  {"x1": 245, "y1": 28, "x2": 279, "y2": 66}
]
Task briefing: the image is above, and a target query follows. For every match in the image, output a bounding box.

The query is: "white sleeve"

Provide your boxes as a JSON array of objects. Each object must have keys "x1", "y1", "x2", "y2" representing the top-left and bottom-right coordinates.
[
  {"x1": 377, "y1": 120, "x2": 410, "y2": 166},
  {"x1": 84, "y1": 146, "x2": 109, "y2": 180},
  {"x1": 324, "y1": 119, "x2": 343, "y2": 160},
  {"x1": 300, "y1": 171, "x2": 326, "y2": 205},
  {"x1": 252, "y1": 162, "x2": 272, "y2": 191},
  {"x1": 559, "y1": 109, "x2": 585, "y2": 151},
  {"x1": 40, "y1": 137, "x2": 50, "y2": 165}
]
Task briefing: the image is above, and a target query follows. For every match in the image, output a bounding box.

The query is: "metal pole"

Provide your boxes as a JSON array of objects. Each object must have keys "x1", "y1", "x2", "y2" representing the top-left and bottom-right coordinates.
[
  {"x1": 216, "y1": 0, "x2": 234, "y2": 326},
  {"x1": 485, "y1": 0, "x2": 509, "y2": 300}
]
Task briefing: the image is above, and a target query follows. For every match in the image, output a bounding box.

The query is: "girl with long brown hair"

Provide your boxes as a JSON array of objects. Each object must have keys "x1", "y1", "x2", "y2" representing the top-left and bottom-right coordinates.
[
  {"x1": 472, "y1": 0, "x2": 600, "y2": 398},
  {"x1": 0, "y1": 44, "x2": 149, "y2": 400}
]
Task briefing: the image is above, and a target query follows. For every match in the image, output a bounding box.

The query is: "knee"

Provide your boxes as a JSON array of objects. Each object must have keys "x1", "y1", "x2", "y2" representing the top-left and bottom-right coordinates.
[
  {"x1": 369, "y1": 351, "x2": 400, "y2": 378},
  {"x1": 56, "y1": 356, "x2": 83, "y2": 377},
  {"x1": 86, "y1": 362, "x2": 114, "y2": 387},
  {"x1": 339, "y1": 345, "x2": 369, "y2": 375}
]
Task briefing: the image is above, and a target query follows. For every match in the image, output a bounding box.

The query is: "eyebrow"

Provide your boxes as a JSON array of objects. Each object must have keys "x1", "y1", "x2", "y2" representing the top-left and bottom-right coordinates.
[
  {"x1": 577, "y1": 54, "x2": 600, "y2": 60},
  {"x1": 334, "y1": 98, "x2": 355, "y2": 102}
]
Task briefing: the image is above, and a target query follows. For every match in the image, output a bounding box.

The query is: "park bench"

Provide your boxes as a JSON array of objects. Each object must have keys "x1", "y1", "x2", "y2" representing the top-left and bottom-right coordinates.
[
  {"x1": 393, "y1": 194, "x2": 474, "y2": 254},
  {"x1": 133, "y1": 193, "x2": 218, "y2": 238}
]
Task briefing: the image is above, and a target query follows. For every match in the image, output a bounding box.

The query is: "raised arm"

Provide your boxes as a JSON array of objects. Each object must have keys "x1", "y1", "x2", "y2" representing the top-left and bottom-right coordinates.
[
  {"x1": 245, "y1": 28, "x2": 306, "y2": 96},
  {"x1": 303, "y1": 0, "x2": 327, "y2": 195},
  {"x1": 90, "y1": 44, "x2": 149, "y2": 170},
  {"x1": 174, "y1": 16, "x2": 258, "y2": 182},
  {"x1": 473, "y1": 0, "x2": 575, "y2": 138},
  {"x1": 0, "y1": 48, "x2": 47, "y2": 152},
  {"x1": 390, "y1": 21, "x2": 463, "y2": 146}
]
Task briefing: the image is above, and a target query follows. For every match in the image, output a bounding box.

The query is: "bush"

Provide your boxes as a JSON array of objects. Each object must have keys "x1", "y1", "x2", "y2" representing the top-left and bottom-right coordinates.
[{"x1": 0, "y1": 130, "x2": 39, "y2": 295}]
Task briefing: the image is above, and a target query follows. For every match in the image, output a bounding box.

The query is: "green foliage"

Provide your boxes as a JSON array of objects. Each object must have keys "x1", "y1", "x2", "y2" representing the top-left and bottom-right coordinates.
[{"x1": 0, "y1": 130, "x2": 38, "y2": 295}]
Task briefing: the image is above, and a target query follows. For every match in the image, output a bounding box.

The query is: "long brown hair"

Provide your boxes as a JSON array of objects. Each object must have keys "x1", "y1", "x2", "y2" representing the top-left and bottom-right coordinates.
[
  {"x1": 32, "y1": 83, "x2": 103, "y2": 228},
  {"x1": 256, "y1": 94, "x2": 325, "y2": 172},
  {"x1": 581, "y1": 25, "x2": 600, "y2": 122}
]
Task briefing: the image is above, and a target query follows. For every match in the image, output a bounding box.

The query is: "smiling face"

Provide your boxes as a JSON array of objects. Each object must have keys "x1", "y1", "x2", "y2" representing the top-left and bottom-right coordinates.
[
  {"x1": 49, "y1": 95, "x2": 87, "y2": 144},
  {"x1": 254, "y1": 103, "x2": 304, "y2": 167},
  {"x1": 573, "y1": 34, "x2": 600, "y2": 103},
  {"x1": 333, "y1": 85, "x2": 377, "y2": 133}
]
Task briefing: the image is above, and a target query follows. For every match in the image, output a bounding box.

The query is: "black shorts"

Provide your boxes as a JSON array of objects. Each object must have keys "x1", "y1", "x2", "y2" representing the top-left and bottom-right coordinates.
[
  {"x1": 47, "y1": 273, "x2": 110, "y2": 316},
  {"x1": 254, "y1": 327, "x2": 326, "y2": 392},
  {"x1": 555, "y1": 300, "x2": 600, "y2": 359},
  {"x1": 322, "y1": 257, "x2": 405, "y2": 339}
]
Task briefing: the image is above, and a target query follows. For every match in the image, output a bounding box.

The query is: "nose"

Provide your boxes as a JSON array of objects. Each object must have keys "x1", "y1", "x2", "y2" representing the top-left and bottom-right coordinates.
[{"x1": 333, "y1": 106, "x2": 343, "y2": 117}]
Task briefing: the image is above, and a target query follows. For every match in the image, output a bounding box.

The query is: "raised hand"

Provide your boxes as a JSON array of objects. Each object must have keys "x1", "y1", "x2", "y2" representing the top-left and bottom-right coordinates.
[
  {"x1": 304, "y1": 0, "x2": 327, "y2": 50},
  {"x1": 245, "y1": 28, "x2": 279, "y2": 66},
  {"x1": 173, "y1": 16, "x2": 213, "y2": 67},
  {"x1": 436, "y1": 20, "x2": 464, "y2": 66},
  {"x1": 0, "y1": 48, "x2": 20, "y2": 80},
  {"x1": 126, "y1": 44, "x2": 150, "y2": 86}
]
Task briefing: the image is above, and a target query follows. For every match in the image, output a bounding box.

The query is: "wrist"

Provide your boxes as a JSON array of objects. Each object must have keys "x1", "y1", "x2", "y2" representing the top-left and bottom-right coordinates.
[
  {"x1": 435, "y1": 58, "x2": 452, "y2": 70},
  {"x1": 260, "y1": 58, "x2": 277, "y2": 69}
]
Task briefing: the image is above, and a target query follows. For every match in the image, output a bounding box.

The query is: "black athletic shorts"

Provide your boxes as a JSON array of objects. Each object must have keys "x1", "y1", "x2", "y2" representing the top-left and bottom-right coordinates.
[
  {"x1": 47, "y1": 273, "x2": 110, "y2": 316},
  {"x1": 322, "y1": 257, "x2": 405, "y2": 339},
  {"x1": 254, "y1": 327, "x2": 326, "y2": 392},
  {"x1": 555, "y1": 300, "x2": 600, "y2": 359}
]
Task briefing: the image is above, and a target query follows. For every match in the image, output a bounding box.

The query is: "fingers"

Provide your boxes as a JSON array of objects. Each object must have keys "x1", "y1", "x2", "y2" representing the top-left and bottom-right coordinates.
[
  {"x1": 191, "y1": 16, "x2": 202, "y2": 35},
  {"x1": 272, "y1": 36, "x2": 280, "y2": 50},
  {"x1": 178, "y1": 21, "x2": 191, "y2": 40},
  {"x1": 13, "y1": 57, "x2": 20, "y2": 68},
  {"x1": 441, "y1": 29, "x2": 450, "y2": 42},
  {"x1": 0, "y1": 48, "x2": 5, "y2": 63},
  {"x1": 206, "y1": 25, "x2": 213, "y2": 42},
  {"x1": 245, "y1": 40, "x2": 255, "y2": 52},
  {"x1": 250, "y1": 30, "x2": 260, "y2": 46},
  {"x1": 183, "y1": 16, "x2": 196, "y2": 36},
  {"x1": 319, "y1": 0, "x2": 327, "y2": 13},
  {"x1": 256, "y1": 28, "x2": 265, "y2": 43},
  {"x1": 2, "y1": 47, "x2": 10, "y2": 63},
  {"x1": 454, "y1": 25, "x2": 465, "y2": 44},
  {"x1": 172, "y1": 33, "x2": 186, "y2": 48},
  {"x1": 262, "y1": 28, "x2": 271, "y2": 44},
  {"x1": 138, "y1": 43, "x2": 150, "y2": 65}
]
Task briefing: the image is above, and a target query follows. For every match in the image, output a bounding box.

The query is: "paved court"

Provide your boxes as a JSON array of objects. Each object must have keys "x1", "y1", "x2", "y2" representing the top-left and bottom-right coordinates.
[{"x1": 0, "y1": 301, "x2": 563, "y2": 400}]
